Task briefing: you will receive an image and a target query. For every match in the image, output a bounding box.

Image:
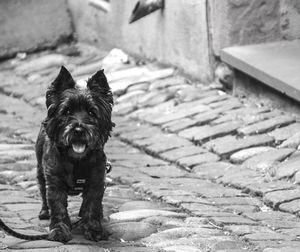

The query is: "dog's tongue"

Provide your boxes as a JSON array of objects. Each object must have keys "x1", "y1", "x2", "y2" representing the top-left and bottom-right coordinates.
[{"x1": 72, "y1": 143, "x2": 86, "y2": 154}]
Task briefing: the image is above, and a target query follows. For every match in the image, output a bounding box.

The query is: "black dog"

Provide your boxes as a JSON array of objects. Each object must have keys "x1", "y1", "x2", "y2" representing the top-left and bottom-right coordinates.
[{"x1": 35, "y1": 66, "x2": 114, "y2": 242}]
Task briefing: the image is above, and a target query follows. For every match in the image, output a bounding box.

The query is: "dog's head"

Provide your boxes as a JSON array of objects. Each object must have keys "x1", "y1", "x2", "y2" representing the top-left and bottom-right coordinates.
[{"x1": 44, "y1": 66, "x2": 114, "y2": 159}]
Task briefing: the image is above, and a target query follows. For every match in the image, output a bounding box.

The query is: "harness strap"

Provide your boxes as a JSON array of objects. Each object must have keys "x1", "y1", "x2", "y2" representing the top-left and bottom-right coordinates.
[{"x1": 68, "y1": 160, "x2": 112, "y2": 196}]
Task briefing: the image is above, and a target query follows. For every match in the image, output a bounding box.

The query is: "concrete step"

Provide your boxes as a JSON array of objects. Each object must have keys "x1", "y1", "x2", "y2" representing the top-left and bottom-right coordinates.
[{"x1": 221, "y1": 40, "x2": 300, "y2": 102}]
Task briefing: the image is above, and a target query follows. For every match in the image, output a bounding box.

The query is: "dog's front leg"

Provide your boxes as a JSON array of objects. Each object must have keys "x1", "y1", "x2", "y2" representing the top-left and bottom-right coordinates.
[
  {"x1": 80, "y1": 176, "x2": 107, "y2": 241},
  {"x1": 47, "y1": 182, "x2": 72, "y2": 242}
]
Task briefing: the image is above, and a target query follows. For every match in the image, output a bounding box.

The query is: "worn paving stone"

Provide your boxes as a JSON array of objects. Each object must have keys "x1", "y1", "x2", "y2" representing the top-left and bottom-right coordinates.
[
  {"x1": 142, "y1": 227, "x2": 222, "y2": 244},
  {"x1": 213, "y1": 106, "x2": 270, "y2": 125},
  {"x1": 176, "y1": 88, "x2": 218, "y2": 103},
  {"x1": 116, "y1": 89, "x2": 146, "y2": 104},
  {"x1": 148, "y1": 76, "x2": 187, "y2": 91},
  {"x1": 223, "y1": 204, "x2": 259, "y2": 214},
  {"x1": 106, "y1": 221, "x2": 157, "y2": 241},
  {"x1": 146, "y1": 136, "x2": 192, "y2": 154},
  {"x1": 139, "y1": 165, "x2": 188, "y2": 178},
  {"x1": 241, "y1": 148, "x2": 294, "y2": 171},
  {"x1": 279, "y1": 131, "x2": 300, "y2": 149},
  {"x1": 275, "y1": 155, "x2": 300, "y2": 179},
  {"x1": 191, "y1": 111, "x2": 219, "y2": 125},
  {"x1": 208, "y1": 197, "x2": 262, "y2": 207},
  {"x1": 205, "y1": 134, "x2": 274, "y2": 156},
  {"x1": 238, "y1": 115, "x2": 295, "y2": 135},
  {"x1": 150, "y1": 102, "x2": 209, "y2": 125},
  {"x1": 242, "y1": 181, "x2": 296, "y2": 197},
  {"x1": 278, "y1": 199, "x2": 300, "y2": 214},
  {"x1": 178, "y1": 122, "x2": 242, "y2": 143},
  {"x1": 162, "y1": 118, "x2": 198, "y2": 132},
  {"x1": 217, "y1": 167, "x2": 263, "y2": 189},
  {"x1": 192, "y1": 162, "x2": 236, "y2": 180},
  {"x1": 263, "y1": 189, "x2": 300, "y2": 208},
  {"x1": 268, "y1": 123, "x2": 300, "y2": 143},
  {"x1": 176, "y1": 152, "x2": 220, "y2": 169},
  {"x1": 118, "y1": 201, "x2": 174, "y2": 212},
  {"x1": 243, "y1": 211, "x2": 296, "y2": 222},
  {"x1": 244, "y1": 232, "x2": 292, "y2": 241},
  {"x1": 261, "y1": 219, "x2": 300, "y2": 229},
  {"x1": 210, "y1": 216, "x2": 258, "y2": 227},
  {"x1": 224, "y1": 225, "x2": 274, "y2": 236},
  {"x1": 159, "y1": 145, "x2": 206, "y2": 162},
  {"x1": 263, "y1": 247, "x2": 300, "y2": 252},
  {"x1": 230, "y1": 146, "x2": 275, "y2": 163},
  {"x1": 109, "y1": 209, "x2": 186, "y2": 222},
  {"x1": 137, "y1": 91, "x2": 174, "y2": 108}
]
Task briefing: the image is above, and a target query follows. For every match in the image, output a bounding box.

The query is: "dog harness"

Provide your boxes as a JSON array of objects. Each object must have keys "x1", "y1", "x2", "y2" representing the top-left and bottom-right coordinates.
[{"x1": 68, "y1": 161, "x2": 112, "y2": 196}]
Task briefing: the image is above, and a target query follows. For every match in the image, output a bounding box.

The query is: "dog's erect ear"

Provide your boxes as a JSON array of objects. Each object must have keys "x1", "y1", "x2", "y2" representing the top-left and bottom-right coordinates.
[
  {"x1": 87, "y1": 69, "x2": 110, "y2": 92},
  {"x1": 50, "y1": 66, "x2": 76, "y2": 92}
]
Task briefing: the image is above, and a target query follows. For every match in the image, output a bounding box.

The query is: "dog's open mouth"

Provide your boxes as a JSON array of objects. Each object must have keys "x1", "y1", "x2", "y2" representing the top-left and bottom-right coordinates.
[{"x1": 72, "y1": 143, "x2": 86, "y2": 154}]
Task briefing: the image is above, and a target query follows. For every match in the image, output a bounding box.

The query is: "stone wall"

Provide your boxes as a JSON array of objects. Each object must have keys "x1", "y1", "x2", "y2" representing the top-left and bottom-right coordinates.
[
  {"x1": 67, "y1": 0, "x2": 300, "y2": 82},
  {"x1": 0, "y1": 0, "x2": 73, "y2": 59},
  {"x1": 68, "y1": 0, "x2": 212, "y2": 82},
  {"x1": 210, "y1": 0, "x2": 282, "y2": 56},
  {"x1": 280, "y1": 0, "x2": 300, "y2": 39}
]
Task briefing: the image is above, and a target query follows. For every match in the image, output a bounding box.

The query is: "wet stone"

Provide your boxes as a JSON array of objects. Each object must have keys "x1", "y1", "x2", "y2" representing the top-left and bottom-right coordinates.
[{"x1": 238, "y1": 115, "x2": 295, "y2": 135}]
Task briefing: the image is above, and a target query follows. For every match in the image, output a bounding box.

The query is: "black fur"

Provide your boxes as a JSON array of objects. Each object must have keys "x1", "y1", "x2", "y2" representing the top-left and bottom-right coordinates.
[{"x1": 0, "y1": 66, "x2": 114, "y2": 242}]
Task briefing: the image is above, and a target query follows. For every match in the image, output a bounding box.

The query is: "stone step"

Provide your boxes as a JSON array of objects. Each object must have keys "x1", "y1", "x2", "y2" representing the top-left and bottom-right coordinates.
[{"x1": 221, "y1": 40, "x2": 300, "y2": 102}]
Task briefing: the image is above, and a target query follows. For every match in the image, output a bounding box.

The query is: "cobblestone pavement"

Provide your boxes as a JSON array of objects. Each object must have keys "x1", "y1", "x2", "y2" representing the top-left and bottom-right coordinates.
[{"x1": 1, "y1": 44, "x2": 300, "y2": 251}]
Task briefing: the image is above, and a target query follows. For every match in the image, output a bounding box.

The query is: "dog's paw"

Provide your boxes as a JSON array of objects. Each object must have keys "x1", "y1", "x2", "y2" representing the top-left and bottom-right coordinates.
[
  {"x1": 84, "y1": 228, "x2": 109, "y2": 241},
  {"x1": 83, "y1": 221, "x2": 109, "y2": 241},
  {"x1": 38, "y1": 209, "x2": 50, "y2": 220},
  {"x1": 48, "y1": 222, "x2": 72, "y2": 243}
]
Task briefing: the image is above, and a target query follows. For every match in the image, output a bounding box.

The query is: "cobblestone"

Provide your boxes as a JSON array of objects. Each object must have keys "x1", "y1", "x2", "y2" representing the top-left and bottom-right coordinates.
[
  {"x1": 1, "y1": 44, "x2": 300, "y2": 251},
  {"x1": 206, "y1": 134, "x2": 274, "y2": 156},
  {"x1": 238, "y1": 115, "x2": 295, "y2": 135}
]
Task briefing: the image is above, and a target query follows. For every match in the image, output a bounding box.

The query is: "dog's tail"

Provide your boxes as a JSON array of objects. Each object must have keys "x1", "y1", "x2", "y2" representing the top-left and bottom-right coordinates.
[{"x1": 0, "y1": 218, "x2": 48, "y2": 240}]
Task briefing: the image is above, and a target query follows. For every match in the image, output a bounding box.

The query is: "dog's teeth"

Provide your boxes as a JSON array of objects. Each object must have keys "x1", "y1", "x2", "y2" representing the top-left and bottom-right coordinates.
[{"x1": 72, "y1": 144, "x2": 86, "y2": 153}]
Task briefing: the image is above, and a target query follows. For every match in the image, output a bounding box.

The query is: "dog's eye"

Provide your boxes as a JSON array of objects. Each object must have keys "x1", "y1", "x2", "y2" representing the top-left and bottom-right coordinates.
[
  {"x1": 65, "y1": 108, "x2": 71, "y2": 115},
  {"x1": 89, "y1": 110, "x2": 96, "y2": 117}
]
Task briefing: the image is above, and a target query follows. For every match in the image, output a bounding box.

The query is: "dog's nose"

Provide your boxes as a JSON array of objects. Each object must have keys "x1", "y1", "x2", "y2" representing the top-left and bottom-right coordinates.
[{"x1": 74, "y1": 127, "x2": 84, "y2": 136}]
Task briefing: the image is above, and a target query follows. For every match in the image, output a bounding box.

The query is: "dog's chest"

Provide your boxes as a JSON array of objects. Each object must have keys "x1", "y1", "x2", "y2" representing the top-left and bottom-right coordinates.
[{"x1": 65, "y1": 163, "x2": 90, "y2": 196}]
